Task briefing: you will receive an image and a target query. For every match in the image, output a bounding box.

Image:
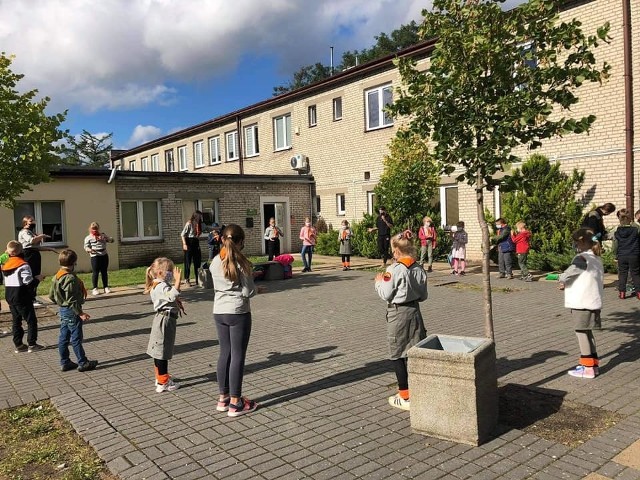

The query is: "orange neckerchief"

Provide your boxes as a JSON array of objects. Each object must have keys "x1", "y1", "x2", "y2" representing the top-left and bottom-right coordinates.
[
  {"x1": 396, "y1": 256, "x2": 416, "y2": 268},
  {"x1": 341, "y1": 229, "x2": 349, "y2": 240},
  {"x1": 55, "y1": 268, "x2": 88, "y2": 299},
  {"x1": 1, "y1": 256, "x2": 27, "y2": 271},
  {"x1": 219, "y1": 247, "x2": 227, "y2": 260}
]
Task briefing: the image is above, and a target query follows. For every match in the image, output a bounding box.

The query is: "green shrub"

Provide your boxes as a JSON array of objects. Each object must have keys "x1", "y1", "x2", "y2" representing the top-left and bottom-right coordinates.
[
  {"x1": 314, "y1": 229, "x2": 340, "y2": 255},
  {"x1": 351, "y1": 214, "x2": 382, "y2": 258}
]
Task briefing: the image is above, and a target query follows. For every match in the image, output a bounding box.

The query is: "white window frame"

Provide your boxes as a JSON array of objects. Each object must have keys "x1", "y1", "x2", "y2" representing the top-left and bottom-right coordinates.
[
  {"x1": 308, "y1": 105, "x2": 317, "y2": 127},
  {"x1": 165, "y1": 149, "x2": 175, "y2": 172},
  {"x1": 14, "y1": 201, "x2": 66, "y2": 247},
  {"x1": 120, "y1": 200, "x2": 162, "y2": 240},
  {"x1": 439, "y1": 185, "x2": 459, "y2": 227},
  {"x1": 243, "y1": 124, "x2": 259, "y2": 157},
  {"x1": 129, "y1": 160, "x2": 136, "y2": 171},
  {"x1": 367, "y1": 191, "x2": 377, "y2": 215},
  {"x1": 193, "y1": 141, "x2": 204, "y2": 168},
  {"x1": 337, "y1": 194, "x2": 346, "y2": 215},
  {"x1": 273, "y1": 113, "x2": 291, "y2": 151},
  {"x1": 226, "y1": 131, "x2": 239, "y2": 161},
  {"x1": 333, "y1": 97, "x2": 343, "y2": 121},
  {"x1": 178, "y1": 145, "x2": 188, "y2": 171},
  {"x1": 151, "y1": 154, "x2": 159, "y2": 171},
  {"x1": 208, "y1": 136, "x2": 221, "y2": 164},
  {"x1": 365, "y1": 84, "x2": 394, "y2": 131},
  {"x1": 141, "y1": 156, "x2": 149, "y2": 171},
  {"x1": 183, "y1": 199, "x2": 220, "y2": 233}
]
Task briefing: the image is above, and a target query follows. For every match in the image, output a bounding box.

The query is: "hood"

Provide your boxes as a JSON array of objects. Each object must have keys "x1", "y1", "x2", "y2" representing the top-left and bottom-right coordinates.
[{"x1": 616, "y1": 225, "x2": 638, "y2": 239}]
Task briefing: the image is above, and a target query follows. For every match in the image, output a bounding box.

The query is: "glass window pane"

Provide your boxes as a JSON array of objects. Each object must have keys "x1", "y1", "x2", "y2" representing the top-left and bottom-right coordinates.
[
  {"x1": 275, "y1": 117, "x2": 284, "y2": 149},
  {"x1": 285, "y1": 115, "x2": 291, "y2": 147},
  {"x1": 41, "y1": 202, "x2": 63, "y2": 242},
  {"x1": 383, "y1": 87, "x2": 393, "y2": 125},
  {"x1": 201, "y1": 199, "x2": 217, "y2": 226},
  {"x1": 122, "y1": 202, "x2": 139, "y2": 238},
  {"x1": 368, "y1": 91, "x2": 379, "y2": 128},
  {"x1": 142, "y1": 201, "x2": 159, "y2": 237}
]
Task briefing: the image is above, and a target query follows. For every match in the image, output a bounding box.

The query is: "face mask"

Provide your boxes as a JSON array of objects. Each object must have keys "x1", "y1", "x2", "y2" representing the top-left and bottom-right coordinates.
[
  {"x1": 28, "y1": 224, "x2": 36, "y2": 231},
  {"x1": 424, "y1": 222, "x2": 431, "y2": 227},
  {"x1": 164, "y1": 272, "x2": 173, "y2": 284},
  {"x1": 305, "y1": 222, "x2": 311, "y2": 227},
  {"x1": 495, "y1": 224, "x2": 501, "y2": 229}
]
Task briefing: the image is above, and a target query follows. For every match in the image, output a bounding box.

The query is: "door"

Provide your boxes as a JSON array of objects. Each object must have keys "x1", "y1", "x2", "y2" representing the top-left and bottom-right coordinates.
[{"x1": 261, "y1": 198, "x2": 290, "y2": 255}]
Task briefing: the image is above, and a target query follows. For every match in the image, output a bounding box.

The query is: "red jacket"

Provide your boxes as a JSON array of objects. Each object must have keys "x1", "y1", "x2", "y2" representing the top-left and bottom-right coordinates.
[
  {"x1": 511, "y1": 230, "x2": 531, "y2": 254},
  {"x1": 418, "y1": 225, "x2": 437, "y2": 248}
]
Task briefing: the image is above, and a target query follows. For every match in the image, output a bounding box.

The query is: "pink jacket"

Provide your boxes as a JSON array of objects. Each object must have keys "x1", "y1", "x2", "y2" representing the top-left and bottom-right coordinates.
[
  {"x1": 299, "y1": 226, "x2": 317, "y2": 246},
  {"x1": 418, "y1": 225, "x2": 437, "y2": 248}
]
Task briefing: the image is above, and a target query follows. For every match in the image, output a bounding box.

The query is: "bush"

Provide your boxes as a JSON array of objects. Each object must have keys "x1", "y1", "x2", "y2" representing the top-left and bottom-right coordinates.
[
  {"x1": 314, "y1": 229, "x2": 340, "y2": 255},
  {"x1": 351, "y1": 214, "x2": 380, "y2": 258},
  {"x1": 316, "y1": 217, "x2": 329, "y2": 234}
]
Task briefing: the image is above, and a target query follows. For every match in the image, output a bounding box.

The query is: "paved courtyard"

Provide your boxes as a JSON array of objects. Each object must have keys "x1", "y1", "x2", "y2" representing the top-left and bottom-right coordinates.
[{"x1": 1, "y1": 256, "x2": 639, "y2": 479}]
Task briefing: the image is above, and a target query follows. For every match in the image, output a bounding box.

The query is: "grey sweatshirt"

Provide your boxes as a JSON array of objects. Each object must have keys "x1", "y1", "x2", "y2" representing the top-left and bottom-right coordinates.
[{"x1": 209, "y1": 254, "x2": 256, "y2": 314}]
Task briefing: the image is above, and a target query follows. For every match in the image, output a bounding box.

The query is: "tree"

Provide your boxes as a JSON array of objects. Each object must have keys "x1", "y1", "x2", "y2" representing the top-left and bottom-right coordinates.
[
  {"x1": 390, "y1": 0, "x2": 610, "y2": 340},
  {"x1": 273, "y1": 63, "x2": 332, "y2": 96},
  {"x1": 60, "y1": 130, "x2": 113, "y2": 167},
  {"x1": 375, "y1": 130, "x2": 440, "y2": 232},
  {"x1": 0, "y1": 53, "x2": 67, "y2": 208}
]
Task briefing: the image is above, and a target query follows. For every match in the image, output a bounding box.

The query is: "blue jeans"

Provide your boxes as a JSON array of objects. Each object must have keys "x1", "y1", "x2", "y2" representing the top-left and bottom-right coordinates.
[
  {"x1": 58, "y1": 307, "x2": 87, "y2": 366},
  {"x1": 301, "y1": 245, "x2": 314, "y2": 270}
]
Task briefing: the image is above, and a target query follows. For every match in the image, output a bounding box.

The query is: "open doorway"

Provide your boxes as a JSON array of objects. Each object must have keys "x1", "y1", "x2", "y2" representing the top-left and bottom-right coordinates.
[{"x1": 261, "y1": 197, "x2": 290, "y2": 255}]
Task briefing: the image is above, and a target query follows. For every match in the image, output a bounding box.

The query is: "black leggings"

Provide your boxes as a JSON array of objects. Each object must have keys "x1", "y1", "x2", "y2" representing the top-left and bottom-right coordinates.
[
  {"x1": 341, "y1": 254, "x2": 351, "y2": 263},
  {"x1": 183, "y1": 237, "x2": 201, "y2": 282},
  {"x1": 90, "y1": 255, "x2": 109, "y2": 289},
  {"x1": 23, "y1": 249, "x2": 41, "y2": 300},
  {"x1": 392, "y1": 358, "x2": 409, "y2": 391},
  {"x1": 215, "y1": 312, "x2": 252, "y2": 397},
  {"x1": 378, "y1": 236, "x2": 391, "y2": 263}
]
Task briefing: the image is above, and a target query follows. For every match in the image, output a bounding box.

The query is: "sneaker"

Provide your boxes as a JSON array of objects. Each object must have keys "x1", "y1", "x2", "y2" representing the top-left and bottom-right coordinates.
[
  {"x1": 104, "y1": 287, "x2": 111, "y2": 294},
  {"x1": 427, "y1": 266, "x2": 433, "y2": 273},
  {"x1": 61, "y1": 361, "x2": 78, "y2": 372},
  {"x1": 451, "y1": 270, "x2": 457, "y2": 275},
  {"x1": 594, "y1": 366, "x2": 600, "y2": 376},
  {"x1": 92, "y1": 288, "x2": 100, "y2": 296},
  {"x1": 228, "y1": 397, "x2": 258, "y2": 417},
  {"x1": 459, "y1": 271, "x2": 466, "y2": 276},
  {"x1": 155, "y1": 379, "x2": 180, "y2": 393},
  {"x1": 388, "y1": 394, "x2": 410, "y2": 411},
  {"x1": 27, "y1": 343, "x2": 46, "y2": 353},
  {"x1": 508, "y1": 274, "x2": 514, "y2": 279},
  {"x1": 619, "y1": 291, "x2": 626, "y2": 300},
  {"x1": 567, "y1": 365, "x2": 596, "y2": 379},
  {"x1": 77, "y1": 360, "x2": 98, "y2": 372},
  {"x1": 524, "y1": 274, "x2": 533, "y2": 282},
  {"x1": 216, "y1": 397, "x2": 231, "y2": 412},
  {"x1": 33, "y1": 300, "x2": 44, "y2": 307},
  {"x1": 14, "y1": 344, "x2": 28, "y2": 353}
]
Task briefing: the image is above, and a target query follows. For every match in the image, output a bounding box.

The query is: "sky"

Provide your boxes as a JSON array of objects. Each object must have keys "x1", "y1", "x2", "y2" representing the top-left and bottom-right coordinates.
[{"x1": 1, "y1": 0, "x2": 525, "y2": 150}]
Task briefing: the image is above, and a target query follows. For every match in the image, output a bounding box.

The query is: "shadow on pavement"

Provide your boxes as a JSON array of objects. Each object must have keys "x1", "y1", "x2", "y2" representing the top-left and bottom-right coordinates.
[{"x1": 496, "y1": 350, "x2": 568, "y2": 377}]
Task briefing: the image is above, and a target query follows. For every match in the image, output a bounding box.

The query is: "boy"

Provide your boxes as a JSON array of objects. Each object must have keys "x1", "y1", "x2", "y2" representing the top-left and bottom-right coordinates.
[
  {"x1": 1, "y1": 241, "x2": 44, "y2": 352},
  {"x1": 48, "y1": 249, "x2": 98, "y2": 372},
  {"x1": 511, "y1": 221, "x2": 533, "y2": 282},
  {"x1": 494, "y1": 218, "x2": 515, "y2": 279},
  {"x1": 612, "y1": 212, "x2": 640, "y2": 300}
]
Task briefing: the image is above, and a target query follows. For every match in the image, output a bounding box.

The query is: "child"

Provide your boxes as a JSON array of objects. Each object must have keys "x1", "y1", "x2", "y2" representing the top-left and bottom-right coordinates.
[
  {"x1": 418, "y1": 216, "x2": 438, "y2": 272},
  {"x1": 207, "y1": 223, "x2": 222, "y2": 261},
  {"x1": 83, "y1": 222, "x2": 114, "y2": 296},
  {"x1": 612, "y1": 212, "x2": 640, "y2": 299},
  {"x1": 338, "y1": 219, "x2": 353, "y2": 271},
  {"x1": 299, "y1": 217, "x2": 317, "y2": 272},
  {"x1": 263, "y1": 217, "x2": 284, "y2": 261},
  {"x1": 558, "y1": 228, "x2": 604, "y2": 379},
  {"x1": 2, "y1": 241, "x2": 44, "y2": 353},
  {"x1": 375, "y1": 230, "x2": 428, "y2": 411},
  {"x1": 209, "y1": 224, "x2": 265, "y2": 417},
  {"x1": 494, "y1": 218, "x2": 515, "y2": 279},
  {"x1": 48, "y1": 249, "x2": 98, "y2": 372},
  {"x1": 450, "y1": 221, "x2": 468, "y2": 276},
  {"x1": 511, "y1": 221, "x2": 533, "y2": 282},
  {"x1": 144, "y1": 257, "x2": 183, "y2": 392}
]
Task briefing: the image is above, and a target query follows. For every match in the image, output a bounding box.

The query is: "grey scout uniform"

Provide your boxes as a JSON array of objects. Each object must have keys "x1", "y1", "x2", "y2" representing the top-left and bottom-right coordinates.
[
  {"x1": 147, "y1": 280, "x2": 180, "y2": 360},
  {"x1": 375, "y1": 259, "x2": 428, "y2": 359}
]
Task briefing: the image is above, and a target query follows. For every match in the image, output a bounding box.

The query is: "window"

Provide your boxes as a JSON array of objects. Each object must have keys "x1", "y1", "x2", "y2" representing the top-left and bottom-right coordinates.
[
  {"x1": 208, "y1": 136, "x2": 221, "y2": 164},
  {"x1": 165, "y1": 149, "x2": 175, "y2": 172},
  {"x1": 178, "y1": 145, "x2": 188, "y2": 171},
  {"x1": 193, "y1": 141, "x2": 204, "y2": 168},
  {"x1": 515, "y1": 42, "x2": 537, "y2": 91},
  {"x1": 308, "y1": 105, "x2": 317, "y2": 127},
  {"x1": 129, "y1": 160, "x2": 136, "y2": 171},
  {"x1": 439, "y1": 186, "x2": 459, "y2": 227},
  {"x1": 333, "y1": 97, "x2": 342, "y2": 121},
  {"x1": 183, "y1": 199, "x2": 219, "y2": 230},
  {"x1": 273, "y1": 114, "x2": 291, "y2": 151},
  {"x1": 151, "y1": 154, "x2": 159, "y2": 171},
  {"x1": 14, "y1": 201, "x2": 65, "y2": 245},
  {"x1": 120, "y1": 200, "x2": 161, "y2": 240},
  {"x1": 366, "y1": 84, "x2": 393, "y2": 130},
  {"x1": 141, "y1": 156, "x2": 149, "y2": 171},
  {"x1": 226, "y1": 131, "x2": 239, "y2": 161},
  {"x1": 244, "y1": 124, "x2": 259, "y2": 157},
  {"x1": 367, "y1": 191, "x2": 377, "y2": 215},
  {"x1": 337, "y1": 194, "x2": 346, "y2": 215},
  {"x1": 315, "y1": 196, "x2": 321, "y2": 215}
]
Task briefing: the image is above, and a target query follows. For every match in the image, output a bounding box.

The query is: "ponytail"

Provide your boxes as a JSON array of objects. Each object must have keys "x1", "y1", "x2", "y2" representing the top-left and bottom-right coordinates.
[{"x1": 220, "y1": 224, "x2": 252, "y2": 283}]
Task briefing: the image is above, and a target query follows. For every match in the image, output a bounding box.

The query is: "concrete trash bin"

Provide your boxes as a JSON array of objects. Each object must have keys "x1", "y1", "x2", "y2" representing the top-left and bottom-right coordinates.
[{"x1": 407, "y1": 334, "x2": 498, "y2": 446}]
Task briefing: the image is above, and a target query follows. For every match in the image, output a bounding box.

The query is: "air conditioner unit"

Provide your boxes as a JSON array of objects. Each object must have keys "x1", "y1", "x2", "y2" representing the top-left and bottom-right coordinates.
[{"x1": 290, "y1": 154, "x2": 308, "y2": 171}]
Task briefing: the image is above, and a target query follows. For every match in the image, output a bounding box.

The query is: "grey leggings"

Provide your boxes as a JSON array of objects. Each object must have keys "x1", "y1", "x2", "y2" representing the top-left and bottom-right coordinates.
[{"x1": 214, "y1": 312, "x2": 252, "y2": 397}]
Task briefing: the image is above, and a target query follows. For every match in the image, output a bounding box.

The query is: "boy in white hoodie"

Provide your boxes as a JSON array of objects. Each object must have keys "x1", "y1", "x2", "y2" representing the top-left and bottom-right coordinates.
[{"x1": 558, "y1": 228, "x2": 604, "y2": 379}]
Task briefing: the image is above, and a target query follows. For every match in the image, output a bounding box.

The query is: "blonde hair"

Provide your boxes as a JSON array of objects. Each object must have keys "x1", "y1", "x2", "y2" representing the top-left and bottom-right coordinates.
[
  {"x1": 58, "y1": 249, "x2": 77, "y2": 267},
  {"x1": 516, "y1": 221, "x2": 526, "y2": 230},
  {"x1": 423, "y1": 216, "x2": 433, "y2": 223},
  {"x1": 220, "y1": 224, "x2": 252, "y2": 284},
  {"x1": 572, "y1": 228, "x2": 602, "y2": 256},
  {"x1": 6, "y1": 240, "x2": 22, "y2": 256},
  {"x1": 89, "y1": 222, "x2": 100, "y2": 232},
  {"x1": 144, "y1": 257, "x2": 175, "y2": 293},
  {"x1": 391, "y1": 231, "x2": 417, "y2": 259},
  {"x1": 22, "y1": 215, "x2": 34, "y2": 228}
]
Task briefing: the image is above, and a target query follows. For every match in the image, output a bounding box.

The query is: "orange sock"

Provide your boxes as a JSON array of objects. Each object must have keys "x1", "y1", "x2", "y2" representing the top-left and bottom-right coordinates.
[
  {"x1": 399, "y1": 389, "x2": 410, "y2": 400},
  {"x1": 154, "y1": 367, "x2": 169, "y2": 385}
]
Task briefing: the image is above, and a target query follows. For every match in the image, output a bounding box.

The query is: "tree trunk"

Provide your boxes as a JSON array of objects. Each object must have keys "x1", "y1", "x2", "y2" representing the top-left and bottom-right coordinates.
[{"x1": 476, "y1": 172, "x2": 495, "y2": 340}]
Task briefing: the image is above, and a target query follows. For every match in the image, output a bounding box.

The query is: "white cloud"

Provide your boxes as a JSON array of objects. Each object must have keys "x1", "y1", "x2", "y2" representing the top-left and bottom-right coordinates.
[{"x1": 126, "y1": 125, "x2": 162, "y2": 148}]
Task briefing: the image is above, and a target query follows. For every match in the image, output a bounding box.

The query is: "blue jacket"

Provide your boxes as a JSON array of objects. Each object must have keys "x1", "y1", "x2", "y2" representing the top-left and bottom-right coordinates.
[{"x1": 496, "y1": 225, "x2": 515, "y2": 252}]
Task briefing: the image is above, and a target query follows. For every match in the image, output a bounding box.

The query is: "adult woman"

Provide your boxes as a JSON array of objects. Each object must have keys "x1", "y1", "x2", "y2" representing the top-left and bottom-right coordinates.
[
  {"x1": 83, "y1": 222, "x2": 114, "y2": 295},
  {"x1": 181, "y1": 211, "x2": 203, "y2": 286},
  {"x1": 581, "y1": 203, "x2": 616, "y2": 241},
  {"x1": 17, "y1": 215, "x2": 50, "y2": 304}
]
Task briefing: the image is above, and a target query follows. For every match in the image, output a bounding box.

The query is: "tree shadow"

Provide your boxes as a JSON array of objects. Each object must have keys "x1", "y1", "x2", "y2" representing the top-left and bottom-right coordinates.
[
  {"x1": 253, "y1": 273, "x2": 360, "y2": 294},
  {"x1": 580, "y1": 184, "x2": 597, "y2": 207},
  {"x1": 84, "y1": 322, "x2": 196, "y2": 344},
  {"x1": 498, "y1": 383, "x2": 566, "y2": 431},
  {"x1": 496, "y1": 350, "x2": 568, "y2": 377},
  {"x1": 97, "y1": 339, "x2": 219, "y2": 368}
]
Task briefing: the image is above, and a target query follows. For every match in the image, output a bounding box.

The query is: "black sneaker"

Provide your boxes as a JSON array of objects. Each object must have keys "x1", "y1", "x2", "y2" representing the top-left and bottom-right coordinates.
[
  {"x1": 61, "y1": 361, "x2": 78, "y2": 372},
  {"x1": 28, "y1": 343, "x2": 46, "y2": 353},
  {"x1": 77, "y1": 360, "x2": 98, "y2": 372},
  {"x1": 14, "y1": 344, "x2": 28, "y2": 353}
]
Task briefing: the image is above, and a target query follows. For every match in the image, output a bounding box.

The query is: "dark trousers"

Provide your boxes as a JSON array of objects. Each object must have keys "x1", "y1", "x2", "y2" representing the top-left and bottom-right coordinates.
[
  {"x1": 183, "y1": 238, "x2": 201, "y2": 283},
  {"x1": 266, "y1": 239, "x2": 280, "y2": 261},
  {"x1": 341, "y1": 254, "x2": 351, "y2": 263},
  {"x1": 58, "y1": 307, "x2": 87, "y2": 366},
  {"x1": 378, "y1": 236, "x2": 391, "y2": 264},
  {"x1": 301, "y1": 245, "x2": 314, "y2": 270},
  {"x1": 214, "y1": 312, "x2": 252, "y2": 398},
  {"x1": 392, "y1": 358, "x2": 409, "y2": 391},
  {"x1": 498, "y1": 250, "x2": 513, "y2": 275},
  {"x1": 90, "y1": 255, "x2": 109, "y2": 289},
  {"x1": 618, "y1": 255, "x2": 640, "y2": 292},
  {"x1": 10, "y1": 302, "x2": 38, "y2": 347},
  {"x1": 23, "y1": 249, "x2": 41, "y2": 300}
]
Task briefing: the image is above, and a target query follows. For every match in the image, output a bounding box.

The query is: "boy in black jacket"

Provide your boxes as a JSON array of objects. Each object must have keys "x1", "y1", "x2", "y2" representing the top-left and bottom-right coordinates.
[{"x1": 613, "y1": 212, "x2": 640, "y2": 299}]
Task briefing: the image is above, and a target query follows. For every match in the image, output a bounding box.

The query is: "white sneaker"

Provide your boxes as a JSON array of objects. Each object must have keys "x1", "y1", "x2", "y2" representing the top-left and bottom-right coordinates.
[
  {"x1": 388, "y1": 394, "x2": 410, "y2": 411},
  {"x1": 104, "y1": 287, "x2": 111, "y2": 294},
  {"x1": 91, "y1": 288, "x2": 99, "y2": 296},
  {"x1": 156, "y1": 379, "x2": 180, "y2": 393}
]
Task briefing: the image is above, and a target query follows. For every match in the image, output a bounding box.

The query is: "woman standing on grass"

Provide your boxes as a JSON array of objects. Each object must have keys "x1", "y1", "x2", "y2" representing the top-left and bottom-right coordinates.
[{"x1": 83, "y1": 222, "x2": 114, "y2": 296}]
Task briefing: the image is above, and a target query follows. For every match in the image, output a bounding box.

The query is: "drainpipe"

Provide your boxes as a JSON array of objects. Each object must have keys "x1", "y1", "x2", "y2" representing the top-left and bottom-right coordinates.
[
  {"x1": 236, "y1": 115, "x2": 244, "y2": 175},
  {"x1": 623, "y1": 0, "x2": 634, "y2": 210}
]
